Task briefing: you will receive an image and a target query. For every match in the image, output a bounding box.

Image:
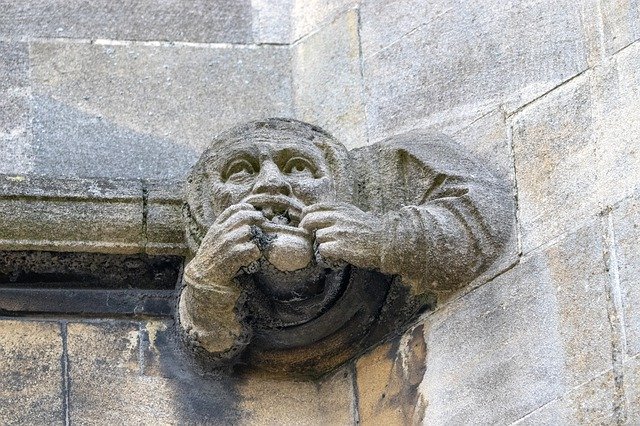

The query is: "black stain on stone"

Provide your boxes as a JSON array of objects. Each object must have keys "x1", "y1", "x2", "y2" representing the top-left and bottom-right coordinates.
[{"x1": 139, "y1": 318, "x2": 244, "y2": 424}]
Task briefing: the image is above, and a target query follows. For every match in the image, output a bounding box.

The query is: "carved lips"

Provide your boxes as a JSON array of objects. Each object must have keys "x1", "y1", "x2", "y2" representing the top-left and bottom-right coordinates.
[{"x1": 243, "y1": 194, "x2": 304, "y2": 228}]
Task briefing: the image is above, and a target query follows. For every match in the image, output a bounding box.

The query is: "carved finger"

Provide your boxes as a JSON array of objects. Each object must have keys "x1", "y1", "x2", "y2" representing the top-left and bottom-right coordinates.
[
  {"x1": 214, "y1": 202, "x2": 257, "y2": 225},
  {"x1": 317, "y1": 241, "x2": 342, "y2": 262},
  {"x1": 220, "y1": 210, "x2": 266, "y2": 231},
  {"x1": 315, "y1": 226, "x2": 350, "y2": 244},
  {"x1": 301, "y1": 202, "x2": 342, "y2": 215},
  {"x1": 299, "y1": 210, "x2": 340, "y2": 231}
]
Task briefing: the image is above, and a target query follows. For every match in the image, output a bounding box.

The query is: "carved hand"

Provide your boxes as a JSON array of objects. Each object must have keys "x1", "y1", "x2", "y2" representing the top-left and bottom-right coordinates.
[
  {"x1": 180, "y1": 203, "x2": 265, "y2": 358},
  {"x1": 184, "y1": 203, "x2": 265, "y2": 287},
  {"x1": 299, "y1": 202, "x2": 385, "y2": 270}
]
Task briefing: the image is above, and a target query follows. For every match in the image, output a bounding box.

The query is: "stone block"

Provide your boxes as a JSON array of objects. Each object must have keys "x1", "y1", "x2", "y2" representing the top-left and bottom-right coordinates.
[
  {"x1": 419, "y1": 223, "x2": 612, "y2": 424},
  {"x1": 363, "y1": 0, "x2": 592, "y2": 143},
  {"x1": 611, "y1": 194, "x2": 640, "y2": 357},
  {"x1": 0, "y1": 42, "x2": 29, "y2": 137},
  {"x1": 0, "y1": 320, "x2": 64, "y2": 424},
  {"x1": 251, "y1": 0, "x2": 292, "y2": 44},
  {"x1": 600, "y1": 0, "x2": 640, "y2": 56},
  {"x1": 29, "y1": 41, "x2": 292, "y2": 179},
  {"x1": 144, "y1": 180, "x2": 187, "y2": 255},
  {"x1": 592, "y1": 43, "x2": 640, "y2": 207},
  {"x1": 355, "y1": 324, "x2": 428, "y2": 425},
  {"x1": 67, "y1": 321, "x2": 181, "y2": 424},
  {"x1": 513, "y1": 370, "x2": 618, "y2": 425},
  {"x1": 291, "y1": 0, "x2": 357, "y2": 41},
  {"x1": 359, "y1": 0, "x2": 432, "y2": 57},
  {"x1": 512, "y1": 73, "x2": 599, "y2": 252},
  {"x1": 293, "y1": 10, "x2": 367, "y2": 149},
  {"x1": 0, "y1": 175, "x2": 144, "y2": 253},
  {"x1": 0, "y1": 0, "x2": 253, "y2": 43},
  {"x1": 625, "y1": 354, "x2": 640, "y2": 423},
  {"x1": 237, "y1": 367, "x2": 355, "y2": 425}
]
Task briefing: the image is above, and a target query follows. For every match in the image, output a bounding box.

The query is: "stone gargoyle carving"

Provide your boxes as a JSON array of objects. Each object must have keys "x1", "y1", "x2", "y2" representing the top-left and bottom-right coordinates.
[{"x1": 178, "y1": 118, "x2": 513, "y2": 377}]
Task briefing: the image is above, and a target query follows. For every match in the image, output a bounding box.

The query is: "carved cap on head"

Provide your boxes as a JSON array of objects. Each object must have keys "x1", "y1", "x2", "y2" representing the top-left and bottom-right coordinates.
[{"x1": 184, "y1": 118, "x2": 352, "y2": 253}]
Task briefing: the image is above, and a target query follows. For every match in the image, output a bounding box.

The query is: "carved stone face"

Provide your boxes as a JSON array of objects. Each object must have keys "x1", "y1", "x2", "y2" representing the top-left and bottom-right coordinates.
[
  {"x1": 204, "y1": 134, "x2": 336, "y2": 220},
  {"x1": 203, "y1": 133, "x2": 338, "y2": 273}
]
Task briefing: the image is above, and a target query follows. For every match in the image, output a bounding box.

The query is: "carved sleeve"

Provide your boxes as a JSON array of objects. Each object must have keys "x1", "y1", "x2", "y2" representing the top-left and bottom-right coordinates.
[{"x1": 356, "y1": 133, "x2": 513, "y2": 295}]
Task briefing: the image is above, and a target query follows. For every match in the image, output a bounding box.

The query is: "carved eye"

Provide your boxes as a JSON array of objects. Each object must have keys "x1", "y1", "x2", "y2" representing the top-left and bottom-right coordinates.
[
  {"x1": 224, "y1": 159, "x2": 256, "y2": 182},
  {"x1": 283, "y1": 157, "x2": 315, "y2": 176}
]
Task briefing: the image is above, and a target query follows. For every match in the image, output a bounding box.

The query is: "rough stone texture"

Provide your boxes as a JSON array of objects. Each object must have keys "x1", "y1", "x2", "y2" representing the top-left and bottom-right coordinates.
[
  {"x1": 293, "y1": 10, "x2": 367, "y2": 149},
  {"x1": 237, "y1": 367, "x2": 354, "y2": 425},
  {"x1": 0, "y1": 42, "x2": 29, "y2": 136},
  {"x1": 0, "y1": 175, "x2": 144, "y2": 253},
  {"x1": 514, "y1": 42, "x2": 640, "y2": 252},
  {"x1": 362, "y1": 0, "x2": 593, "y2": 143},
  {"x1": 417, "y1": 223, "x2": 612, "y2": 424},
  {"x1": 0, "y1": 0, "x2": 254, "y2": 43},
  {"x1": 28, "y1": 41, "x2": 292, "y2": 179},
  {"x1": 611, "y1": 194, "x2": 640, "y2": 357},
  {"x1": 359, "y1": 0, "x2": 433, "y2": 58},
  {"x1": 512, "y1": 370, "x2": 618, "y2": 425},
  {"x1": 251, "y1": 0, "x2": 292, "y2": 44},
  {"x1": 355, "y1": 324, "x2": 428, "y2": 425},
  {"x1": 0, "y1": 320, "x2": 64, "y2": 424},
  {"x1": 625, "y1": 354, "x2": 640, "y2": 423},
  {"x1": 600, "y1": 0, "x2": 640, "y2": 56},
  {"x1": 512, "y1": 74, "x2": 598, "y2": 252},
  {"x1": 145, "y1": 180, "x2": 188, "y2": 255},
  {"x1": 291, "y1": 0, "x2": 357, "y2": 41},
  {"x1": 180, "y1": 118, "x2": 512, "y2": 376},
  {"x1": 66, "y1": 321, "x2": 175, "y2": 424},
  {"x1": 592, "y1": 42, "x2": 640, "y2": 207}
]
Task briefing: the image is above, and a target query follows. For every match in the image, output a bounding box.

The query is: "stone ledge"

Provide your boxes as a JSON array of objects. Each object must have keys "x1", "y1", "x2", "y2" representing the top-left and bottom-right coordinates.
[{"x1": 0, "y1": 174, "x2": 187, "y2": 256}]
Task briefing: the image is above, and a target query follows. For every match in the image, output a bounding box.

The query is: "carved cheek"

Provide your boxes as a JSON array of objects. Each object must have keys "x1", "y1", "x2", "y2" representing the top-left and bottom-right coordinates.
[{"x1": 210, "y1": 182, "x2": 251, "y2": 213}]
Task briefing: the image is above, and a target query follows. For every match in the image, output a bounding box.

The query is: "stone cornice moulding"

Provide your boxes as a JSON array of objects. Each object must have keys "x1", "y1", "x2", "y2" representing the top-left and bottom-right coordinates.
[{"x1": 0, "y1": 174, "x2": 188, "y2": 256}]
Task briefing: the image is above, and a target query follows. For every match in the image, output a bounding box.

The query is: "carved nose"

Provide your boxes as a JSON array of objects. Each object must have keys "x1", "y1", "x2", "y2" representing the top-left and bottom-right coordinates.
[{"x1": 252, "y1": 162, "x2": 291, "y2": 196}]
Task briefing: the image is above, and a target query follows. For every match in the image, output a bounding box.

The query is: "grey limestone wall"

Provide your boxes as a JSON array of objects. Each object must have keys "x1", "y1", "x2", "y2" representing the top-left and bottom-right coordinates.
[{"x1": 1, "y1": 0, "x2": 640, "y2": 425}]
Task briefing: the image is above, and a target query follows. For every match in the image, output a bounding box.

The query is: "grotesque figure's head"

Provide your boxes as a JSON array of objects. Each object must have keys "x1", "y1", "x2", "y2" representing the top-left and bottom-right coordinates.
[{"x1": 185, "y1": 118, "x2": 350, "y2": 271}]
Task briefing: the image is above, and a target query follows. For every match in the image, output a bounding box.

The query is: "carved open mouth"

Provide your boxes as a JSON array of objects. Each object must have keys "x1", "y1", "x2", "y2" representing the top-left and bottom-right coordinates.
[{"x1": 244, "y1": 195, "x2": 303, "y2": 227}]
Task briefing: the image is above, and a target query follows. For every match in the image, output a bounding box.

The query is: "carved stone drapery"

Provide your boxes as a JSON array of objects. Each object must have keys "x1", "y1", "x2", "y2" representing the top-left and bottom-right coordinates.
[{"x1": 178, "y1": 118, "x2": 513, "y2": 377}]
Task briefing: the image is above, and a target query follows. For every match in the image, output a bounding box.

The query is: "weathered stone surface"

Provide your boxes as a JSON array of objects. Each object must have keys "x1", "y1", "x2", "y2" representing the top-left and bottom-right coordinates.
[
  {"x1": 592, "y1": 42, "x2": 640, "y2": 207},
  {"x1": 29, "y1": 41, "x2": 292, "y2": 178},
  {"x1": 291, "y1": 0, "x2": 357, "y2": 41},
  {"x1": 237, "y1": 367, "x2": 354, "y2": 425},
  {"x1": 0, "y1": 0, "x2": 254, "y2": 43},
  {"x1": 0, "y1": 42, "x2": 29, "y2": 138},
  {"x1": 611, "y1": 194, "x2": 640, "y2": 357},
  {"x1": 145, "y1": 180, "x2": 187, "y2": 255},
  {"x1": 355, "y1": 324, "x2": 428, "y2": 425},
  {"x1": 512, "y1": 73, "x2": 598, "y2": 252},
  {"x1": 625, "y1": 354, "x2": 640, "y2": 423},
  {"x1": 363, "y1": 0, "x2": 592, "y2": 143},
  {"x1": 67, "y1": 321, "x2": 181, "y2": 424},
  {"x1": 0, "y1": 320, "x2": 64, "y2": 424},
  {"x1": 180, "y1": 119, "x2": 512, "y2": 375},
  {"x1": 251, "y1": 0, "x2": 292, "y2": 44},
  {"x1": 293, "y1": 10, "x2": 367, "y2": 149},
  {"x1": 359, "y1": 0, "x2": 431, "y2": 57},
  {"x1": 419, "y1": 223, "x2": 612, "y2": 424},
  {"x1": 512, "y1": 370, "x2": 618, "y2": 425},
  {"x1": 600, "y1": 0, "x2": 640, "y2": 56},
  {"x1": 514, "y1": 43, "x2": 640, "y2": 251},
  {"x1": 0, "y1": 175, "x2": 144, "y2": 253}
]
